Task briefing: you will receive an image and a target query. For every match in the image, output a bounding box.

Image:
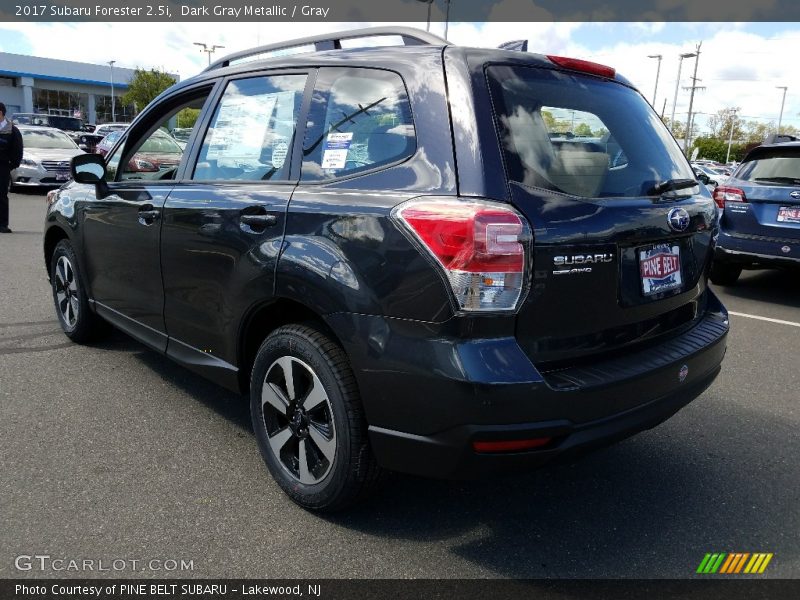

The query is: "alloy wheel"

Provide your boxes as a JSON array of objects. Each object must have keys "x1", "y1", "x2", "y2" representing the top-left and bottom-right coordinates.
[
  {"x1": 261, "y1": 356, "x2": 337, "y2": 485},
  {"x1": 54, "y1": 256, "x2": 79, "y2": 328}
]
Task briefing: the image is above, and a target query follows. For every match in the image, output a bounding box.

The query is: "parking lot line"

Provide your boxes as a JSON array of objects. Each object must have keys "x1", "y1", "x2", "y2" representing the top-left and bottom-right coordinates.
[{"x1": 728, "y1": 311, "x2": 800, "y2": 328}]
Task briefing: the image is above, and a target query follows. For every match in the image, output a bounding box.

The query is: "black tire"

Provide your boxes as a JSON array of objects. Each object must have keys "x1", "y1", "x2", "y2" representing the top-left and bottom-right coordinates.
[
  {"x1": 250, "y1": 323, "x2": 381, "y2": 511},
  {"x1": 50, "y1": 239, "x2": 108, "y2": 342},
  {"x1": 710, "y1": 260, "x2": 742, "y2": 286}
]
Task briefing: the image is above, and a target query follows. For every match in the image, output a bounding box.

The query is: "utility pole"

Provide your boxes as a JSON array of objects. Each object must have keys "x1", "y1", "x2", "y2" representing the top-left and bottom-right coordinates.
[
  {"x1": 726, "y1": 108, "x2": 739, "y2": 164},
  {"x1": 776, "y1": 86, "x2": 788, "y2": 135},
  {"x1": 671, "y1": 50, "x2": 697, "y2": 133},
  {"x1": 683, "y1": 42, "x2": 703, "y2": 153},
  {"x1": 648, "y1": 54, "x2": 662, "y2": 106}
]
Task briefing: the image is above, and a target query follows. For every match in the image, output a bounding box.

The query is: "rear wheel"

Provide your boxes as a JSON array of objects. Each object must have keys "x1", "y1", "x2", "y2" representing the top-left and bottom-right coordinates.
[
  {"x1": 250, "y1": 324, "x2": 381, "y2": 511},
  {"x1": 710, "y1": 260, "x2": 742, "y2": 286}
]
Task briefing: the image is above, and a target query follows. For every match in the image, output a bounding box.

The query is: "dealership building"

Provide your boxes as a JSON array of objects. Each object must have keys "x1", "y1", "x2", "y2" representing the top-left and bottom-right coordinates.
[{"x1": 0, "y1": 51, "x2": 137, "y2": 124}]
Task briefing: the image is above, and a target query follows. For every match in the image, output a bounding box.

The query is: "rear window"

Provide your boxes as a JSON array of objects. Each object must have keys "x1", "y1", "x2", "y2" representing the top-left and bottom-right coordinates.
[
  {"x1": 735, "y1": 146, "x2": 800, "y2": 185},
  {"x1": 487, "y1": 65, "x2": 695, "y2": 198}
]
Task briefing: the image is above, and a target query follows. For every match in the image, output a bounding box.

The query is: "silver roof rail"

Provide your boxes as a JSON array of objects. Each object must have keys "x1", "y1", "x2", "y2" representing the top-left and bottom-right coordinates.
[{"x1": 204, "y1": 26, "x2": 449, "y2": 72}]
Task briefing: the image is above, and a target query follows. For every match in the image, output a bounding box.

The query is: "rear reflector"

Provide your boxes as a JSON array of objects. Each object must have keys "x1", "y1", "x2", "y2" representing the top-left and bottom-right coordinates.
[
  {"x1": 472, "y1": 438, "x2": 552, "y2": 453},
  {"x1": 713, "y1": 186, "x2": 746, "y2": 209},
  {"x1": 546, "y1": 55, "x2": 616, "y2": 79},
  {"x1": 393, "y1": 198, "x2": 530, "y2": 312}
]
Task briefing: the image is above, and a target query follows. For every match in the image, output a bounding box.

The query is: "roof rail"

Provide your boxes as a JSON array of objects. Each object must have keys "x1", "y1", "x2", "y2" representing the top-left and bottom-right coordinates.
[{"x1": 204, "y1": 26, "x2": 449, "y2": 72}]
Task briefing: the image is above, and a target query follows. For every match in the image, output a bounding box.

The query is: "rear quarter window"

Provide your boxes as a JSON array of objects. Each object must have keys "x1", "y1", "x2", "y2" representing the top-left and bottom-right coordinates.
[{"x1": 301, "y1": 68, "x2": 416, "y2": 181}]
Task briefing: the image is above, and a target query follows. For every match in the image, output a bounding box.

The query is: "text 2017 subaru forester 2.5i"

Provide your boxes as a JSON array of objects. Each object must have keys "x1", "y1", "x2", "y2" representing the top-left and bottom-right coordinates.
[{"x1": 44, "y1": 27, "x2": 728, "y2": 511}]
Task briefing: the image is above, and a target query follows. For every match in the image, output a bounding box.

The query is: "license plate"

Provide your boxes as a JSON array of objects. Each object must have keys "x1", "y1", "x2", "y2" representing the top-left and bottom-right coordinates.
[
  {"x1": 777, "y1": 206, "x2": 800, "y2": 223},
  {"x1": 639, "y1": 244, "x2": 683, "y2": 296},
  {"x1": 56, "y1": 172, "x2": 69, "y2": 182}
]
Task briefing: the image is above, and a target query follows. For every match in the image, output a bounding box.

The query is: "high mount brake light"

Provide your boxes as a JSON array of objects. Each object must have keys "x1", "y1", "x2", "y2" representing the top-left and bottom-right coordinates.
[
  {"x1": 546, "y1": 55, "x2": 616, "y2": 79},
  {"x1": 393, "y1": 199, "x2": 531, "y2": 312},
  {"x1": 713, "y1": 186, "x2": 746, "y2": 209}
]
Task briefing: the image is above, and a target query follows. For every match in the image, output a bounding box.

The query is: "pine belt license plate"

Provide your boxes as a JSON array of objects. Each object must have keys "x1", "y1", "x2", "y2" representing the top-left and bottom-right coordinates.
[
  {"x1": 56, "y1": 172, "x2": 69, "y2": 182},
  {"x1": 777, "y1": 206, "x2": 800, "y2": 223},
  {"x1": 639, "y1": 244, "x2": 683, "y2": 296}
]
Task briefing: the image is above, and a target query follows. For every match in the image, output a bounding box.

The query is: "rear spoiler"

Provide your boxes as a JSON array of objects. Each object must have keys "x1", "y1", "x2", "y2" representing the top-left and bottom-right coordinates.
[{"x1": 498, "y1": 40, "x2": 528, "y2": 52}]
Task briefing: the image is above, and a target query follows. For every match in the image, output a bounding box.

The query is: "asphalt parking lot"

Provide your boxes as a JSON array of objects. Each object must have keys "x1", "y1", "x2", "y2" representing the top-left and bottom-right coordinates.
[{"x1": 1, "y1": 189, "x2": 798, "y2": 579}]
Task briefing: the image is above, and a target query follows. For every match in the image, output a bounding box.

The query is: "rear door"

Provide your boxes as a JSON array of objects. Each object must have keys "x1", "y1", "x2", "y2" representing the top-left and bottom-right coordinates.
[
  {"x1": 722, "y1": 145, "x2": 800, "y2": 241},
  {"x1": 160, "y1": 71, "x2": 311, "y2": 381},
  {"x1": 486, "y1": 64, "x2": 717, "y2": 365}
]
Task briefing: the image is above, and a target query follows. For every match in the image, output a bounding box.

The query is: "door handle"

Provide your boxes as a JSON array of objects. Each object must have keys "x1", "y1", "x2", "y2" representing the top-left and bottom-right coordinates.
[
  {"x1": 240, "y1": 214, "x2": 278, "y2": 228},
  {"x1": 138, "y1": 206, "x2": 160, "y2": 225}
]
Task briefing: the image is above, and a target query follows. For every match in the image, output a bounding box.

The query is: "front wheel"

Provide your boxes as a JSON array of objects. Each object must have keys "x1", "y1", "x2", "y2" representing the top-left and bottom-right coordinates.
[
  {"x1": 50, "y1": 239, "x2": 108, "y2": 342},
  {"x1": 710, "y1": 260, "x2": 742, "y2": 286},
  {"x1": 250, "y1": 324, "x2": 382, "y2": 511}
]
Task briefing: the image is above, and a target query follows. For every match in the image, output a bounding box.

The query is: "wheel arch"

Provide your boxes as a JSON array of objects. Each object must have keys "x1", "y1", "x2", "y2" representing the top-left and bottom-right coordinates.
[
  {"x1": 43, "y1": 225, "x2": 71, "y2": 279},
  {"x1": 237, "y1": 297, "x2": 346, "y2": 394}
]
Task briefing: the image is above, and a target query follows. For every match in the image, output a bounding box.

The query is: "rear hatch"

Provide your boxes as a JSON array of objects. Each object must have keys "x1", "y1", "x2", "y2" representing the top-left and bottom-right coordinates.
[
  {"x1": 486, "y1": 63, "x2": 717, "y2": 366},
  {"x1": 718, "y1": 144, "x2": 800, "y2": 241}
]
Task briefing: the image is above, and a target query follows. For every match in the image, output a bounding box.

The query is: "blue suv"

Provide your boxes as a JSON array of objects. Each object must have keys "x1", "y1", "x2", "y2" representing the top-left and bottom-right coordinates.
[{"x1": 712, "y1": 141, "x2": 800, "y2": 284}]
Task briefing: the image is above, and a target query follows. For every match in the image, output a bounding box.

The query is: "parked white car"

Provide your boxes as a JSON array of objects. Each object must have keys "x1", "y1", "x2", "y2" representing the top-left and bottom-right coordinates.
[{"x1": 11, "y1": 126, "x2": 84, "y2": 188}]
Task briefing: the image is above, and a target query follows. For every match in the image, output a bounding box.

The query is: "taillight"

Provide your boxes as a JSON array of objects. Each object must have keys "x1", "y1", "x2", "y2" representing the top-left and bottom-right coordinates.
[
  {"x1": 393, "y1": 198, "x2": 531, "y2": 312},
  {"x1": 712, "y1": 186, "x2": 746, "y2": 209},
  {"x1": 546, "y1": 55, "x2": 616, "y2": 78}
]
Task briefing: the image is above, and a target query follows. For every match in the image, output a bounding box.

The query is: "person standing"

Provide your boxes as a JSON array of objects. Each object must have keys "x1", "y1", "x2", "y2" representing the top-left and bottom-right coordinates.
[{"x1": 0, "y1": 102, "x2": 23, "y2": 233}]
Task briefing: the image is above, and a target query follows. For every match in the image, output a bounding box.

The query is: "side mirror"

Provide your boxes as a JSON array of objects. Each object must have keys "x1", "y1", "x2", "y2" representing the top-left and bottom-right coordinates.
[
  {"x1": 71, "y1": 153, "x2": 106, "y2": 183},
  {"x1": 696, "y1": 173, "x2": 710, "y2": 185},
  {"x1": 71, "y1": 153, "x2": 111, "y2": 198}
]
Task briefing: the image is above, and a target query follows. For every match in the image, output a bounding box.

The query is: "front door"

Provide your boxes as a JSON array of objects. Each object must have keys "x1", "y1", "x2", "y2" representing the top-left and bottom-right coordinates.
[{"x1": 79, "y1": 85, "x2": 217, "y2": 351}]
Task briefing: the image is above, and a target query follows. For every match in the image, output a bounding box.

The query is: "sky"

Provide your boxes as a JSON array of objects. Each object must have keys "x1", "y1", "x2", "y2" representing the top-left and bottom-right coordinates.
[{"x1": 1, "y1": 20, "x2": 798, "y2": 136}]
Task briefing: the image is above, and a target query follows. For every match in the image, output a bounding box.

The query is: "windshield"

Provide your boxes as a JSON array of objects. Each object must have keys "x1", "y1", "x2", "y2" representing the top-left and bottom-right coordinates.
[
  {"x1": 140, "y1": 132, "x2": 183, "y2": 154},
  {"x1": 22, "y1": 129, "x2": 78, "y2": 150},
  {"x1": 735, "y1": 147, "x2": 800, "y2": 184},
  {"x1": 487, "y1": 65, "x2": 695, "y2": 198}
]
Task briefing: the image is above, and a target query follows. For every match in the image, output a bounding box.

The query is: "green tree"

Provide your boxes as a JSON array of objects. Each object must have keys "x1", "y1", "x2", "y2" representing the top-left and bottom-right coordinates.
[
  {"x1": 661, "y1": 116, "x2": 685, "y2": 139},
  {"x1": 120, "y1": 68, "x2": 177, "y2": 115},
  {"x1": 707, "y1": 108, "x2": 746, "y2": 140},
  {"x1": 176, "y1": 108, "x2": 200, "y2": 129},
  {"x1": 574, "y1": 122, "x2": 594, "y2": 136}
]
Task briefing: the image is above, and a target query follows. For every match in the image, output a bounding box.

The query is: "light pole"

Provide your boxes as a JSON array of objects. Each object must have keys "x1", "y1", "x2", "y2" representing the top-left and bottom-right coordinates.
[
  {"x1": 648, "y1": 54, "x2": 662, "y2": 106},
  {"x1": 670, "y1": 51, "x2": 696, "y2": 134},
  {"x1": 443, "y1": 0, "x2": 451, "y2": 40},
  {"x1": 726, "y1": 107, "x2": 738, "y2": 164},
  {"x1": 194, "y1": 42, "x2": 225, "y2": 66},
  {"x1": 776, "y1": 86, "x2": 788, "y2": 135},
  {"x1": 415, "y1": 0, "x2": 434, "y2": 32},
  {"x1": 683, "y1": 42, "x2": 702, "y2": 153},
  {"x1": 108, "y1": 60, "x2": 116, "y2": 122}
]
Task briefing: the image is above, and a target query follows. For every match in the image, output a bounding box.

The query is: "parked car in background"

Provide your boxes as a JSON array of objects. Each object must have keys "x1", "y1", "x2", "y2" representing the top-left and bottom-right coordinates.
[
  {"x1": 12, "y1": 113, "x2": 102, "y2": 152},
  {"x1": 11, "y1": 126, "x2": 84, "y2": 188},
  {"x1": 171, "y1": 127, "x2": 193, "y2": 149},
  {"x1": 711, "y1": 141, "x2": 800, "y2": 284},
  {"x1": 692, "y1": 163, "x2": 725, "y2": 187},
  {"x1": 120, "y1": 129, "x2": 184, "y2": 178},
  {"x1": 46, "y1": 27, "x2": 728, "y2": 511},
  {"x1": 93, "y1": 123, "x2": 129, "y2": 139},
  {"x1": 95, "y1": 130, "x2": 124, "y2": 157}
]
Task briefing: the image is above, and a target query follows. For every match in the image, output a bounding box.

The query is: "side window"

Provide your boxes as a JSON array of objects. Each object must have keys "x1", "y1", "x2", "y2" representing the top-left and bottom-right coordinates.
[
  {"x1": 106, "y1": 91, "x2": 212, "y2": 183},
  {"x1": 301, "y1": 68, "x2": 416, "y2": 181},
  {"x1": 192, "y1": 74, "x2": 307, "y2": 182}
]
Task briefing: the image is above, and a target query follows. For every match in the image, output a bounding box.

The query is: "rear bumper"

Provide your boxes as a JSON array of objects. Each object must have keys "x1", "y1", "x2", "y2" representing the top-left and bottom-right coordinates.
[
  {"x1": 716, "y1": 231, "x2": 800, "y2": 268},
  {"x1": 328, "y1": 291, "x2": 729, "y2": 479}
]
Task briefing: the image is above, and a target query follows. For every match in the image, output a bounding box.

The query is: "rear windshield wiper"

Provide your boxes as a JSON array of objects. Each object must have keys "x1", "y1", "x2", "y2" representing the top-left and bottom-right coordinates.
[
  {"x1": 647, "y1": 179, "x2": 699, "y2": 196},
  {"x1": 753, "y1": 177, "x2": 800, "y2": 185}
]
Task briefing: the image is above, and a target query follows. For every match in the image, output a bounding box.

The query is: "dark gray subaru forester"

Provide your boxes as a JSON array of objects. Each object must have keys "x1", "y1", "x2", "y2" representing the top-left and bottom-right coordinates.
[{"x1": 44, "y1": 27, "x2": 728, "y2": 510}]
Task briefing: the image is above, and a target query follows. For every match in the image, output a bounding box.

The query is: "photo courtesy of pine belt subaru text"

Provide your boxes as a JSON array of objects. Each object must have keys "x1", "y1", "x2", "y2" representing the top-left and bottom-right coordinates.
[{"x1": 44, "y1": 27, "x2": 729, "y2": 511}]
